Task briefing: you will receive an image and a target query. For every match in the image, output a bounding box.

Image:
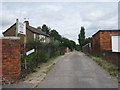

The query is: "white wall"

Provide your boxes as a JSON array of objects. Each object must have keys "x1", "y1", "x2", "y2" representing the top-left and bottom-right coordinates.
[{"x1": 112, "y1": 35, "x2": 120, "y2": 52}]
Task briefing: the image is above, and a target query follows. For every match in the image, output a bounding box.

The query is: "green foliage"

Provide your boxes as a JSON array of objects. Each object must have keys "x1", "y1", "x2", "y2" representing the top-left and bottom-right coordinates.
[
  {"x1": 50, "y1": 29, "x2": 62, "y2": 41},
  {"x1": 47, "y1": 40, "x2": 65, "y2": 58},
  {"x1": 53, "y1": 51, "x2": 61, "y2": 57},
  {"x1": 75, "y1": 44, "x2": 81, "y2": 51},
  {"x1": 31, "y1": 68, "x2": 38, "y2": 72},
  {"x1": 41, "y1": 24, "x2": 50, "y2": 34},
  {"x1": 49, "y1": 40, "x2": 60, "y2": 48},
  {"x1": 29, "y1": 40, "x2": 43, "y2": 49},
  {"x1": 21, "y1": 49, "x2": 49, "y2": 75},
  {"x1": 50, "y1": 29, "x2": 77, "y2": 51},
  {"x1": 21, "y1": 25, "x2": 78, "y2": 79},
  {"x1": 88, "y1": 55, "x2": 119, "y2": 79},
  {"x1": 61, "y1": 37, "x2": 76, "y2": 51},
  {"x1": 69, "y1": 40, "x2": 76, "y2": 50},
  {"x1": 78, "y1": 26, "x2": 92, "y2": 49},
  {"x1": 78, "y1": 26, "x2": 85, "y2": 49},
  {"x1": 45, "y1": 63, "x2": 55, "y2": 74},
  {"x1": 84, "y1": 37, "x2": 92, "y2": 45},
  {"x1": 27, "y1": 53, "x2": 37, "y2": 62},
  {"x1": 36, "y1": 50, "x2": 49, "y2": 63}
]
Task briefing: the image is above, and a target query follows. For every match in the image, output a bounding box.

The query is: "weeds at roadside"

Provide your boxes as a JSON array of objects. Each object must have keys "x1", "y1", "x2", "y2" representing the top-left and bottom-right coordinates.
[
  {"x1": 87, "y1": 55, "x2": 119, "y2": 81},
  {"x1": 45, "y1": 63, "x2": 56, "y2": 75}
]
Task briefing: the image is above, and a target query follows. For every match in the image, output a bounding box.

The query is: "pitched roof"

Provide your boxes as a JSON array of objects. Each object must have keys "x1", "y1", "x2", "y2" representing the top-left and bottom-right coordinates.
[
  {"x1": 3, "y1": 23, "x2": 16, "y2": 34},
  {"x1": 3, "y1": 23, "x2": 49, "y2": 37},
  {"x1": 92, "y1": 30, "x2": 120, "y2": 37},
  {"x1": 26, "y1": 25, "x2": 49, "y2": 37}
]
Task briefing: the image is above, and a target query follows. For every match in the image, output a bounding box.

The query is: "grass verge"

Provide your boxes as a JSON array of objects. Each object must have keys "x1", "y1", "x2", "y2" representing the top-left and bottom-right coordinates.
[
  {"x1": 87, "y1": 54, "x2": 119, "y2": 82},
  {"x1": 44, "y1": 63, "x2": 56, "y2": 75}
]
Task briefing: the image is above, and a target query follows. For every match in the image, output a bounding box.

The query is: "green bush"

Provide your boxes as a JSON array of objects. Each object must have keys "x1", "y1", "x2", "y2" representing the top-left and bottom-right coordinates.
[
  {"x1": 26, "y1": 53, "x2": 37, "y2": 63},
  {"x1": 31, "y1": 68, "x2": 38, "y2": 72},
  {"x1": 36, "y1": 50, "x2": 49, "y2": 63},
  {"x1": 53, "y1": 51, "x2": 60, "y2": 57}
]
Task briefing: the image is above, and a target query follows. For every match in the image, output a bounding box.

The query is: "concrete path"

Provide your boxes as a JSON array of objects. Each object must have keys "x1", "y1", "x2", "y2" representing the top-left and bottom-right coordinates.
[{"x1": 37, "y1": 51, "x2": 118, "y2": 88}]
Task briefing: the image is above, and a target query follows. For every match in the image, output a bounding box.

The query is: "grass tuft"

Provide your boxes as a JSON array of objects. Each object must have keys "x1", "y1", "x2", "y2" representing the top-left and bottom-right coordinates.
[{"x1": 87, "y1": 55, "x2": 119, "y2": 81}]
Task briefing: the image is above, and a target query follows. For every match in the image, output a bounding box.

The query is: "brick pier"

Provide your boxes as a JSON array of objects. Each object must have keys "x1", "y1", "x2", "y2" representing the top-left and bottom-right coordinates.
[{"x1": 0, "y1": 37, "x2": 21, "y2": 84}]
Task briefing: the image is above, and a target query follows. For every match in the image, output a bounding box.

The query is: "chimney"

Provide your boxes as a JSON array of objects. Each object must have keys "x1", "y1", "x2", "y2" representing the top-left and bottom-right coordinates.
[
  {"x1": 37, "y1": 26, "x2": 41, "y2": 30},
  {"x1": 24, "y1": 21, "x2": 29, "y2": 26}
]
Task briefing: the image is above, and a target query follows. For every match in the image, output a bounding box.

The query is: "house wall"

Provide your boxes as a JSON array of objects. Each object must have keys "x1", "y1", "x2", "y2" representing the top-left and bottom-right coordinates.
[
  {"x1": 26, "y1": 28, "x2": 34, "y2": 43},
  {"x1": 92, "y1": 30, "x2": 120, "y2": 56},
  {"x1": 91, "y1": 30, "x2": 120, "y2": 64},
  {"x1": 0, "y1": 37, "x2": 21, "y2": 84},
  {"x1": 92, "y1": 32, "x2": 100, "y2": 56},
  {"x1": 3, "y1": 24, "x2": 16, "y2": 36},
  {"x1": 45, "y1": 36, "x2": 50, "y2": 43},
  {"x1": 3, "y1": 24, "x2": 50, "y2": 53},
  {"x1": 3, "y1": 24, "x2": 50, "y2": 44},
  {"x1": 100, "y1": 31, "x2": 120, "y2": 50},
  {"x1": 19, "y1": 28, "x2": 34, "y2": 53},
  {"x1": 3, "y1": 24, "x2": 34, "y2": 44}
]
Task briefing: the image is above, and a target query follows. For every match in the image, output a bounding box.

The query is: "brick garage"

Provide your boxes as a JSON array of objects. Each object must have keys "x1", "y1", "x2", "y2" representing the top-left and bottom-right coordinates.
[
  {"x1": 102, "y1": 50, "x2": 120, "y2": 64},
  {"x1": 92, "y1": 30, "x2": 120, "y2": 55},
  {"x1": 92, "y1": 30, "x2": 120, "y2": 63},
  {"x1": 0, "y1": 37, "x2": 21, "y2": 84}
]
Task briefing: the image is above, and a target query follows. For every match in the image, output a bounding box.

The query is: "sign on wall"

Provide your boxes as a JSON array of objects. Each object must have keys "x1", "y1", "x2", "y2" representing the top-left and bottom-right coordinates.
[{"x1": 112, "y1": 35, "x2": 120, "y2": 52}]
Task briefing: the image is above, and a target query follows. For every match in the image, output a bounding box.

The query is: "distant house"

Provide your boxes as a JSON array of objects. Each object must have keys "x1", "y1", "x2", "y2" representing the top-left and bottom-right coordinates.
[
  {"x1": 3, "y1": 21, "x2": 50, "y2": 44},
  {"x1": 92, "y1": 30, "x2": 120, "y2": 56}
]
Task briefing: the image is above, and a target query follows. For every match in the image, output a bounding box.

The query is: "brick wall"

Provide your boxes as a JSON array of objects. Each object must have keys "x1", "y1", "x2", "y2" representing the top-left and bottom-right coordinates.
[
  {"x1": 92, "y1": 32, "x2": 100, "y2": 56},
  {"x1": 99, "y1": 31, "x2": 120, "y2": 52},
  {"x1": 92, "y1": 30, "x2": 120, "y2": 64},
  {"x1": 0, "y1": 37, "x2": 21, "y2": 84},
  {"x1": 102, "y1": 51, "x2": 120, "y2": 65},
  {"x1": 92, "y1": 30, "x2": 120, "y2": 56}
]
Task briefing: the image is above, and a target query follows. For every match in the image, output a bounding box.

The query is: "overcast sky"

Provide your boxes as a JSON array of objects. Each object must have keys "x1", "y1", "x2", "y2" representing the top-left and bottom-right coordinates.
[{"x1": 0, "y1": 0, "x2": 119, "y2": 44}]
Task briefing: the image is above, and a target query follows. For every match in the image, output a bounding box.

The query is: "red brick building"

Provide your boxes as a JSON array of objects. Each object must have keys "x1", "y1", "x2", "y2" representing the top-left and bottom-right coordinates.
[
  {"x1": 3, "y1": 21, "x2": 50, "y2": 53},
  {"x1": 3, "y1": 21, "x2": 50, "y2": 44},
  {"x1": 92, "y1": 30, "x2": 120, "y2": 57}
]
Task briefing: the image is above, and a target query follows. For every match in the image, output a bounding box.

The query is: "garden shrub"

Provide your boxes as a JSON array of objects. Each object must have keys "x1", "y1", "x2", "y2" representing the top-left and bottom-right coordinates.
[{"x1": 36, "y1": 50, "x2": 49, "y2": 63}]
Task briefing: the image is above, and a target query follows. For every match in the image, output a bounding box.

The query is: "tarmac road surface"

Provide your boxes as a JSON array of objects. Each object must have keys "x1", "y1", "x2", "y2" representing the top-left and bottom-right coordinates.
[{"x1": 37, "y1": 51, "x2": 118, "y2": 88}]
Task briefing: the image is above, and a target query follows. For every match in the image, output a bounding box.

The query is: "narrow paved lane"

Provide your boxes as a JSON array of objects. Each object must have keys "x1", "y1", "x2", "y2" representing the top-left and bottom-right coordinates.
[{"x1": 37, "y1": 51, "x2": 118, "y2": 88}]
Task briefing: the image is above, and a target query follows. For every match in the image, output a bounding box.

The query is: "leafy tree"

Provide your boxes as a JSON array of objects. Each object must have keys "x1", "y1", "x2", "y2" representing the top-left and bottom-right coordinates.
[
  {"x1": 61, "y1": 38, "x2": 76, "y2": 51},
  {"x1": 84, "y1": 37, "x2": 92, "y2": 45},
  {"x1": 61, "y1": 37, "x2": 70, "y2": 47},
  {"x1": 41, "y1": 24, "x2": 50, "y2": 34},
  {"x1": 50, "y1": 29, "x2": 77, "y2": 51},
  {"x1": 78, "y1": 26, "x2": 85, "y2": 49},
  {"x1": 50, "y1": 29, "x2": 62, "y2": 41},
  {"x1": 69, "y1": 40, "x2": 76, "y2": 50},
  {"x1": 75, "y1": 44, "x2": 81, "y2": 51}
]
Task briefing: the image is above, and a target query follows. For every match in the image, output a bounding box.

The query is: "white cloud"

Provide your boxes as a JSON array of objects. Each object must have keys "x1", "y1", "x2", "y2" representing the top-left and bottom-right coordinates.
[
  {"x1": 39, "y1": 4, "x2": 62, "y2": 11},
  {"x1": 2, "y1": 0, "x2": 120, "y2": 2},
  {"x1": 1, "y1": 2, "x2": 118, "y2": 44}
]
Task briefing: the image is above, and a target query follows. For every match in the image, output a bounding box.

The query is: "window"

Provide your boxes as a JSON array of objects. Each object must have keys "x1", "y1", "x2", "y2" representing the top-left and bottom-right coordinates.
[
  {"x1": 112, "y1": 35, "x2": 120, "y2": 52},
  {"x1": 39, "y1": 35, "x2": 45, "y2": 42},
  {"x1": 34, "y1": 33, "x2": 37, "y2": 41}
]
